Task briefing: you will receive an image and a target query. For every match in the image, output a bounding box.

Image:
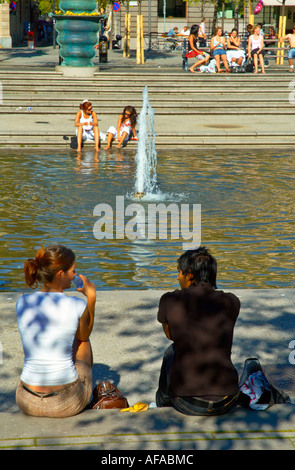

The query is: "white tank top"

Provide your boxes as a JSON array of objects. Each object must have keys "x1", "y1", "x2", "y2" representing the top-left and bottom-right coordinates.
[
  {"x1": 79, "y1": 110, "x2": 94, "y2": 131},
  {"x1": 16, "y1": 292, "x2": 86, "y2": 386},
  {"x1": 251, "y1": 35, "x2": 262, "y2": 50}
]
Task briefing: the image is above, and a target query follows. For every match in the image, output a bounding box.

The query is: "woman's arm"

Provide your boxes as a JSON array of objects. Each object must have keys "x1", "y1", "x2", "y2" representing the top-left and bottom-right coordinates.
[
  {"x1": 92, "y1": 111, "x2": 99, "y2": 128},
  {"x1": 227, "y1": 37, "x2": 233, "y2": 49},
  {"x1": 210, "y1": 36, "x2": 215, "y2": 51},
  {"x1": 75, "y1": 275, "x2": 96, "y2": 341},
  {"x1": 228, "y1": 37, "x2": 240, "y2": 49},
  {"x1": 248, "y1": 36, "x2": 252, "y2": 56},
  {"x1": 131, "y1": 124, "x2": 137, "y2": 139},
  {"x1": 189, "y1": 34, "x2": 198, "y2": 52},
  {"x1": 75, "y1": 111, "x2": 83, "y2": 127},
  {"x1": 116, "y1": 114, "x2": 123, "y2": 138},
  {"x1": 211, "y1": 36, "x2": 221, "y2": 51}
]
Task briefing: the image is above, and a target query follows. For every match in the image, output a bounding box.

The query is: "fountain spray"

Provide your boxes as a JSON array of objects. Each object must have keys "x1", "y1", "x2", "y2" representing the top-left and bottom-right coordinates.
[{"x1": 134, "y1": 86, "x2": 158, "y2": 199}]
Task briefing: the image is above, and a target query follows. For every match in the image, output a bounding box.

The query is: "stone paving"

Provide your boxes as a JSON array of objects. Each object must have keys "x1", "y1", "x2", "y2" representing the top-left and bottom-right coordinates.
[
  {"x1": 0, "y1": 43, "x2": 295, "y2": 454},
  {"x1": 1, "y1": 289, "x2": 295, "y2": 451}
]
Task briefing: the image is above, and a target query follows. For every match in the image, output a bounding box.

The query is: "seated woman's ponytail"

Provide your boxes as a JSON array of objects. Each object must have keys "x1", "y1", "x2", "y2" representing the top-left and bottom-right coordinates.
[{"x1": 23, "y1": 245, "x2": 75, "y2": 289}]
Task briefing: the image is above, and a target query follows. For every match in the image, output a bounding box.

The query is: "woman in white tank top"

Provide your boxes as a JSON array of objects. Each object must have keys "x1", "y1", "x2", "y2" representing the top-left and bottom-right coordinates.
[
  {"x1": 75, "y1": 99, "x2": 100, "y2": 151},
  {"x1": 248, "y1": 24, "x2": 265, "y2": 74},
  {"x1": 15, "y1": 245, "x2": 97, "y2": 417}
]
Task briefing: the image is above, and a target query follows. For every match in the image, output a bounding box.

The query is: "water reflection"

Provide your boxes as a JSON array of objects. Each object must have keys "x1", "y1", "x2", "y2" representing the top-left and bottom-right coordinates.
[{"x1": 1, "y1": 149, "x2": 295, "y2": 290}]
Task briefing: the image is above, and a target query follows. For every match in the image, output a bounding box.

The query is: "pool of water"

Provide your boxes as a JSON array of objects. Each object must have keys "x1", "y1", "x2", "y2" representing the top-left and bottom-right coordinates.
[{"x1": 1, "y1": 148, "x2": 295, "y2": 291}]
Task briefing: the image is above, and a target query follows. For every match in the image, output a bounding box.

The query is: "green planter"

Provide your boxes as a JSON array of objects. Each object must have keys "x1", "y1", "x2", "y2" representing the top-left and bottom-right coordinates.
[{"x1": 53, "y1": 0, "x2": 103, "y2": 67}]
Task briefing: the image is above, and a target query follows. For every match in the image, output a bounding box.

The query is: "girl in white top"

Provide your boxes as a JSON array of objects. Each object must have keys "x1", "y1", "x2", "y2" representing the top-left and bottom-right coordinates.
[
  {"x1": 15, "y1": 244, "x2": 96, "y2": 417},
  {"x1": 104, "y1": 106, "x2": 138, "y2": 149},
  {"x1": 75, "y1": 100, "x2": 100, "y2": 152},
  {"x1": 248, "y1": 24, "x2": 265, "y2": 74},
  {"x1": 226, "y1": 28, "x2": 245, "y2": 68}
]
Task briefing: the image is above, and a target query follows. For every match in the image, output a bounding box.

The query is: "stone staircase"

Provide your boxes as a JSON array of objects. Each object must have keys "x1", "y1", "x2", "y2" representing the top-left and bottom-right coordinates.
[{"x1": 0, "y1": 70, "x2": 294, "y2": 149}]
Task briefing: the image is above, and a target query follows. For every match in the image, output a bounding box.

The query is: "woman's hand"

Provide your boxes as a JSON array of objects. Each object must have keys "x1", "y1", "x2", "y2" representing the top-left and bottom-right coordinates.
[{"x1": 77, "y1": 274, "x2": 96, "y2": 299}]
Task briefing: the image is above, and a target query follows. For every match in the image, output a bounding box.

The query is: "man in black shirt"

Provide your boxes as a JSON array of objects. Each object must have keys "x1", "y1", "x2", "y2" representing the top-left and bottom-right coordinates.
[{"x1": 156, "y1": 246, "x2": 240, "y2": 415}]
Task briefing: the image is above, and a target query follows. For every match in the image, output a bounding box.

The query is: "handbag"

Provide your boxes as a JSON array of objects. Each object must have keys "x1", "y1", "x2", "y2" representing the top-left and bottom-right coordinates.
[
  {"x1": 239, "y1": 357, "x2": 290, "y2": 410},
  {"x1": 245, "y1": 58, "x2": 254, "y2": 73},
  {"x1": 87, "y1": 381, "x2": 129, "y2": 410}
]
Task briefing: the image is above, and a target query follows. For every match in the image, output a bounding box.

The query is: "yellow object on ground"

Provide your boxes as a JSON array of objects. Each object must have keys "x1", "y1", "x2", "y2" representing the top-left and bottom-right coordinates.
[{"x1": 120, "y1": 402, "x2": 149, "y2": 412}]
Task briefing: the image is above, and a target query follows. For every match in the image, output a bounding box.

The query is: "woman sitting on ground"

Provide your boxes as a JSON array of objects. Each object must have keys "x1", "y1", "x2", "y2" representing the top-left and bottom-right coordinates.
[
  {"x1": 226, "y1": 28, "x2": 246, "y2": 69},
  {"x1": 75, "y1": 100, "x2": 100, "y2": 152},
  {"x1": 248, "y1": 24, "x2": 265, "y2": 74},
  {"x1": 104, "y1": 106, "x2": 138, "y2": 149},
  {"x1": 16, "y1": 244, "x2": 96, "y2": 418},
  {"x1": 186, "y1": 24, "x2": 210, "y2": 73},
  {"x1": 210, "y1": 26, "x2": 231, "y2": 73}
]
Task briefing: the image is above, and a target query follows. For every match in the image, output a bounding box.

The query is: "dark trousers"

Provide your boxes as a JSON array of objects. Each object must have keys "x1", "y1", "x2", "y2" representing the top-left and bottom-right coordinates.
[{"x1": 156, "y1": 344, "x2": 239, "y2": 416}]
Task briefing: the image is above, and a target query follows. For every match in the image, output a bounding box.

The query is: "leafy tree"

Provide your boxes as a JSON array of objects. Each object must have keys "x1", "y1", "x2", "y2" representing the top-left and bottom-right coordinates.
[
  {"x1": 184, "y1": 0, "x2": 244, "y2": 31},
  {"x1": 37, "y1": 0, "x2": 116, "y2": 16},
  {"x1": 39, "y1": 0, "x2": 54, "y2": 15}
]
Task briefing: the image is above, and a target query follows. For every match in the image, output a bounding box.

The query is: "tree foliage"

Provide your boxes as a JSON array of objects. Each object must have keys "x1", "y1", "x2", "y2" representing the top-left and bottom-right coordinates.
[
  {"x1": 183, "y1": 0, "x2": 245, "y2": 30},
  {"x1": 39, "y1": 0, "x2": 54, "y2": 15},
  {"x1": 36, "y1": 0, "x2": 143, "y2": 15}
]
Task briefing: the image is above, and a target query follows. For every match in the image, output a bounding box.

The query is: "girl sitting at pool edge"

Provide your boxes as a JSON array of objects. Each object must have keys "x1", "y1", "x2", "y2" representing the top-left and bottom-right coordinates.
[
  {"x1": 15, "y1": 244, "x2": 96, "y2": 418},
  {"x1": 104, "y1": 106, "x2": 138, "y2": 149},
  {"x1": 75, "y1": 100, "x2": 100, "y2": 152}
]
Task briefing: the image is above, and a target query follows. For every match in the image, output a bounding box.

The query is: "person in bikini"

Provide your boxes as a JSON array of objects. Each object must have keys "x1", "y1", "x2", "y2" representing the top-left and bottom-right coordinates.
[{"x1": 75, "y1": 99, "x2": 100, "y2": 152}]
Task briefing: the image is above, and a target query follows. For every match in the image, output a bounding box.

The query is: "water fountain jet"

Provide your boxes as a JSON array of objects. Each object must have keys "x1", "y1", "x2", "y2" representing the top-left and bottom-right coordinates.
[{"x1": 133, "y1": 86, "x2": 158, "y2": 199}]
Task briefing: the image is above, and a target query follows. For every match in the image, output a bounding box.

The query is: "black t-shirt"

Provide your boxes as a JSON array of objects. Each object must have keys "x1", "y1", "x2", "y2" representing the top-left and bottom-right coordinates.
[{"x1": 157, "y1": 282, "x2": 240, "y2": 397}]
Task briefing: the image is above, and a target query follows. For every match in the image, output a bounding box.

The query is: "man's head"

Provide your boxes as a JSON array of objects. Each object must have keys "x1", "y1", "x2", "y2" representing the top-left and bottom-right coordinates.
[{"x1": 177, "y1": 246, "x2": 217, "y2": 289}]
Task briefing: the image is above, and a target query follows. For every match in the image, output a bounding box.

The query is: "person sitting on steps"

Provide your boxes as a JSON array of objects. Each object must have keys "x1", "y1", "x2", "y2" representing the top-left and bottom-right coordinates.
[
  {"x1": 280, "y1": 25, "x2": 295, "y2": 72},
  {"x1": 210, "y1": 27, "x2": 231, "y2": 73},
  {"x1": 104, "y1": 106, "x2": 138, "y2": 150},
  {"x1": 75, "y1": 100, "x2": 100, "y2": 152},
  {"x1": 186, "y1": 24, "x2": 210, "y2": 73}
]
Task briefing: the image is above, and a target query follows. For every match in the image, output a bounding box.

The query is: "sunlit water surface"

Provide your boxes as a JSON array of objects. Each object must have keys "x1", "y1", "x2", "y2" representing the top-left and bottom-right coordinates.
[{"x1": 1, "y1": 148, "x2": 295, "y2": 291}]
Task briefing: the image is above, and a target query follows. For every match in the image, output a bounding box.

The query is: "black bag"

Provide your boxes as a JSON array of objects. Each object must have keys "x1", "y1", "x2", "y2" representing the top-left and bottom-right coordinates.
[
  {"x1": 70, "y1": 136, "x2": 78, "y2": 149},
  {"x1": 245, "y1": 58, "x2": 254, "y2": 73},
  {"x1": 239, "y1": 357, "x2": 290, "y2": 409}
]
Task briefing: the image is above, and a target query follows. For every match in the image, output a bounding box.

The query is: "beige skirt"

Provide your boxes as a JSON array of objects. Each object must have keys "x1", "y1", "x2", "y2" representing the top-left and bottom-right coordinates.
[{"x1": 16, "y1": 360, "x2": 92, "y2": 418}]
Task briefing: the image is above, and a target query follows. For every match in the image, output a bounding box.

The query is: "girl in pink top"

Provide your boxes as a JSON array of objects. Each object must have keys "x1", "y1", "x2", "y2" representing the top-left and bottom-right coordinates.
[
  {"x1": 248, "y1": 24, "x2": 265, "y2": 74},
  {"x1": 104, "y1": 106, "x2": 138, "y2": 149}
]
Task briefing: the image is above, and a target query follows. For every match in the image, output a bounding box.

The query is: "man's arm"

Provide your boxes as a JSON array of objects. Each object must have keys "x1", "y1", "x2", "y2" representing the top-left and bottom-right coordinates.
[
  {"x1": 162, "y1": 323, "x2": 172, "y2": 340},
  {"x1": 280, "y1": 34, "x2": 290, "y2": 43}
]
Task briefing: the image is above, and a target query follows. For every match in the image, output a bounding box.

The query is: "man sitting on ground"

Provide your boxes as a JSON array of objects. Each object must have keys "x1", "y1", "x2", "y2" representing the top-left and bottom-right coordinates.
[{"x1": 156, "y1": 246, "x2": 241, "y2": 416}]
